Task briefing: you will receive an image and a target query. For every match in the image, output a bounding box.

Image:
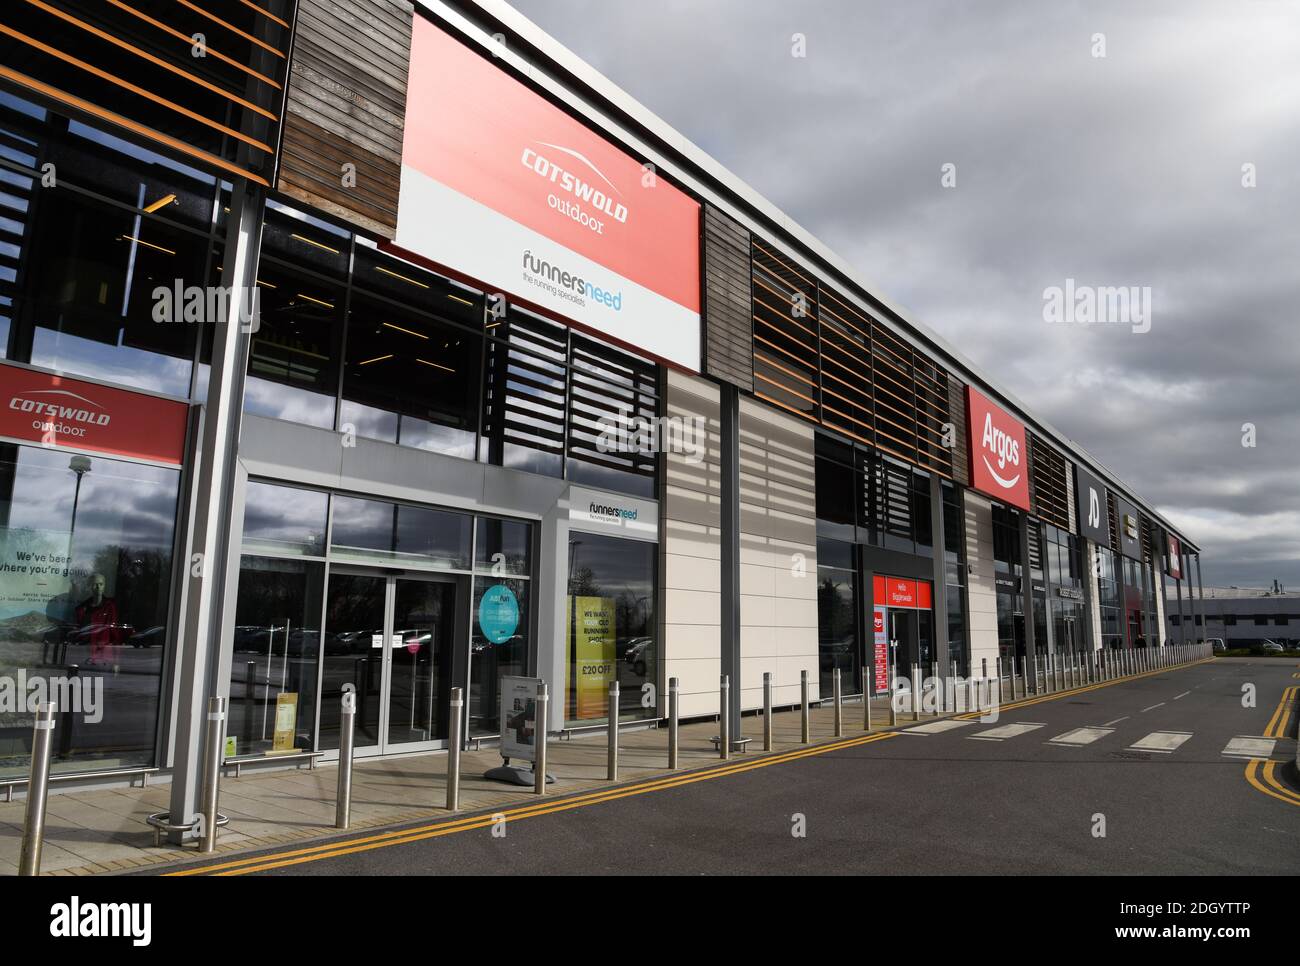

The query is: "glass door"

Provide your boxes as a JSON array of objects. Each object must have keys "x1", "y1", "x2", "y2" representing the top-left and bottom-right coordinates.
[
  {"x1": 320, "y1": 568, "x2": 458, "y2": 756},
  {"x1": 384, "y1": 577, "x2": 455, "y2": 751}
]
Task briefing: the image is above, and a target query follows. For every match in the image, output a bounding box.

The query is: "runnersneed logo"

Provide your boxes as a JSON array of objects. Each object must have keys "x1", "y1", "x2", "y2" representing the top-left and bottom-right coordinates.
[{"x1": 966, "y1": 386, "x2": 1030, "y2": 510}]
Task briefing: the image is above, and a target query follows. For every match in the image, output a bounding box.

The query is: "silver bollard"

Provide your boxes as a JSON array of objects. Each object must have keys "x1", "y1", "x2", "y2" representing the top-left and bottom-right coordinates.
[
  {"x1": 996, "y1": 657, "x2": 1004, "y2": 705},
  {"x1": 668, "y1": 677, "x2": 680, "y2": 768},
  {"x1": 931, "y1": 662, "x2": 940, "y2": 717},
  {"x1": 607, "y1": 680, "x2": 620, "y2": 781},
  {"x1": 534, "y1": 682, "x2": 549, "y2": 796},
  {"x1": 888, "y1": 651, "x2": 898, "y2": 727},
  {"x1": 445, "y1": 687, "x2": 462, "y2": 812},
  {"x1": 833, "y1": 668, "x2": 843, "y2": 737},
  {"x1": 200, "y1": 695, "x2": 225, "y2": 853},
  {"x1": 336, "y1": 691, "x2": 356, "y2": 827},
  {"x1": 801, "y1": 669, "x2": 811, "y2": 742},
  {"x1": 763, "y1": 672, "x2": 773, "y2": 751},
  {"x1": 719, "y1": 675, "x2": 731, "y2": 760},
  {"x1": 863, "y1": 673, "x2": 874, "y2": 733},
  {"x1": 18, "y1": 701, "x2": 56, "y2": 876},
  {"x1": 949, "y1": 660, "x2": 958, "y2": 712},
  {"x1": 912, "y1": 664, "x2": 921, "y2": 721}
]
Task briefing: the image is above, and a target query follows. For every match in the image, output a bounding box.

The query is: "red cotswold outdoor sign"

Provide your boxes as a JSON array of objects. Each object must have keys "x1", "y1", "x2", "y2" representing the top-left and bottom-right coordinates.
[
  {"x1": 965, "y1": 385, "x2": 1030, "y2": 511},
  {"x1": 0, "y1": 365, "x2": 188, "y2": 464}
]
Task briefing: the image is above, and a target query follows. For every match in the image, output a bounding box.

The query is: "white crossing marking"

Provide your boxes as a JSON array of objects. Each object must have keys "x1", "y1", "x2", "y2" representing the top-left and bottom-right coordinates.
[
  {"x1": 1049, "y1": 727, "x2": 1114, "y2": 746},
  {"x1": 902, "y1": 720, "x2": 977, "y2": 735},
  {"x1": 1221, "y1": 737, "x2": 1276, "y2": 760},
  {"x1": 1173, "y1": 691, "x2": 1190, "y2": 700},
  {"x1": 970, "y1": 722, "x2": 1045, "y2": 741},
  {"x1": 1130, "y1": 731, "x2": 1193, "y2": 754},
  {"x1": 1141, "y1": 703, "x2": 1165, "y2": 712}
]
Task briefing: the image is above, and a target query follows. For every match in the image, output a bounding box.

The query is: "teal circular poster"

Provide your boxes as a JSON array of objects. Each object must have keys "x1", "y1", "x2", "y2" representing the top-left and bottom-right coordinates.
[{"x1": 478, "y1": 584, "x2": 520, "y2": 644}]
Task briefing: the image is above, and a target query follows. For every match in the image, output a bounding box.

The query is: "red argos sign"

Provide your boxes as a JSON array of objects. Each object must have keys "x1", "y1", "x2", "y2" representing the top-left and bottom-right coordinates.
[
  {"x1": 0, "y1": 364, "x2": 189, "y2": 464},
  {"x1": 966, "y1": 385, "x2": 1030, "y2": 511}
]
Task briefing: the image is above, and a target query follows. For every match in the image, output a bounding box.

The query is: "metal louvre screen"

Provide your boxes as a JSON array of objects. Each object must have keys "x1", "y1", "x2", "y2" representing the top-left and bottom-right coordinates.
[
  {"x1": 1140, "y1": 515, "x2": 1155, "y2": 566},
  {"x1": 481, "y1": 309, "x2": 568, "y2": 464},
  {"x1": 1028, "y1": 433, "x2": 1071, "y2": 530},
  {"x1": 1107, "y1": 490, "x2": 1120, "y2": 551},
  {"x1": 0, "y1": 0, "x2": 295, "y2": 185},
  {"x1": 566, "y1": 333, "x2": 659, "y2": 482},
  {"x1": 750, "y1": 238, "x2": 955, "y2": 480}
]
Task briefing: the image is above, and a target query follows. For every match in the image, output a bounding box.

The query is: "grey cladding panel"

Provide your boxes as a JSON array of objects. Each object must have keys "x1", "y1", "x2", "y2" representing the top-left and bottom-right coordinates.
[{"x1": 703, "y1": 205, "x2": 753, "y2": 391}]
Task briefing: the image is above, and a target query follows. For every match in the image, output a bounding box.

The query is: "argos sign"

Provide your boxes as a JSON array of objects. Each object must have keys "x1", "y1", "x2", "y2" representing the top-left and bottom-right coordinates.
[
  {"x1": 394, "y1": 18, "x2": 702, "y2": 371},
  {"x1": 966, "y1": 386, "x2": 1030, "y2": 511}
]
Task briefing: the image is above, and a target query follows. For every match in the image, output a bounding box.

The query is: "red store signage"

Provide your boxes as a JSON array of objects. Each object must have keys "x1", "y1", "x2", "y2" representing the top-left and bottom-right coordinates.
[
  {"x1": 0, "y1": 365, "x2": 188, "y2": 464},
  {"x1": 873, "y1": 575, "x2": 933, "y2": 610},
  {"x1": 966, "y1": 385, "x2": 1031, "y2": 512},
  {"x1": 1166, "y1": 533, "x2": 1183, "y2": 579}
]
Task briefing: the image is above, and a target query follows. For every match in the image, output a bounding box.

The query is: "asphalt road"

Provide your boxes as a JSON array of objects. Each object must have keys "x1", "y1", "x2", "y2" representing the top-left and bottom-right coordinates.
[{"x1": 173, "y1": 657, "x2": 1300, "y2": 875}]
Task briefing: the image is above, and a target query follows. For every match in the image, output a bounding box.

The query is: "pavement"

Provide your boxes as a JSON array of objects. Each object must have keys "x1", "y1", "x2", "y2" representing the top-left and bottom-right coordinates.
[{"x1": 146, "y1": 655, "x2": 1300, "y2": 876}]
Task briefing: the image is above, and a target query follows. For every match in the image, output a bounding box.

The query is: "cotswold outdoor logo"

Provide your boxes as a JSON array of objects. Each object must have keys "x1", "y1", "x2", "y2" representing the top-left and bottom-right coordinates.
[
  {"x1": 50, "y1": 897, "x2": 151, "y2": 946},
  {"x1": 521, "y1": 250, "x2": 623, "y2": 312},
  {"x1": 521, "y1": 141, "x2": 629, "y2": 234},
  {"x1": 0, "y1": 672, "x2": 102, "y2": 724},
  {"x1": 1042, "y1": 278, "x2": 1152, "y2": 333},
  {"x1": 980, "y1": 412, "x2": 1021, "y2": 489},
  {"x1": 8, "y1": 388, "x2": 110, "y2": 441}
]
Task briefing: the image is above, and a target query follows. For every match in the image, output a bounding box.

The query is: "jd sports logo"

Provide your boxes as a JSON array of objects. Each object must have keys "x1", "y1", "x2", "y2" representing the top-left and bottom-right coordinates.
[{"x1": 1087, "y1": 488, "x2": 1101, "y2": 529}]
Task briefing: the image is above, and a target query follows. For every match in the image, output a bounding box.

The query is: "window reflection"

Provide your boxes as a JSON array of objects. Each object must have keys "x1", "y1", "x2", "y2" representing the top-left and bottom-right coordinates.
[
  {"x1": 0, "y1": 443, "x2": 179, "y2": 776},
  {"x1": 330, "y1": 494, "x2": 471, "y2": 571}
]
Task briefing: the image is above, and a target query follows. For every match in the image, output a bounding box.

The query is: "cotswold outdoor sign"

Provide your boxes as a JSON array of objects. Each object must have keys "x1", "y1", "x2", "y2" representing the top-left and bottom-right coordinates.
[
  {"x1": 1074, "y1": 464, "x2": 1110, "y2": 547},
  {"x1": 394, "y1": 17, "x2": 702, "y2": 371},
  {"x1": 965, "y1": 386, "x2": 1030, "y2": 512},
  {"x1": 0, "y1": 364, "x2": 188, "y2": 464}
]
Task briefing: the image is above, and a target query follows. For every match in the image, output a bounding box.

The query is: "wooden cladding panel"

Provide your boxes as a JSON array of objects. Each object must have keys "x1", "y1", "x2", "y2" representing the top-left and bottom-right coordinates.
[
  {"x1": 277, "y1": 0, "x2": 413, "y2": 237},
  {"x1": 1028, "y1": 432, "x2": 1071, "y2": 531},
  {"x1": 703, "y1": 204, "x2": 753, "y2": 391},
  {"x1": 948, "y1": 377, "x2": 969, "y2": 487}
]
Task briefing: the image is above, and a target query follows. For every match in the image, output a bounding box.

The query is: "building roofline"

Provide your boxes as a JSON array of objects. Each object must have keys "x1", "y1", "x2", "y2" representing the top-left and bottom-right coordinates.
[{"x1": 427, "y1": 0, "x2": 1199, "y2": 553}]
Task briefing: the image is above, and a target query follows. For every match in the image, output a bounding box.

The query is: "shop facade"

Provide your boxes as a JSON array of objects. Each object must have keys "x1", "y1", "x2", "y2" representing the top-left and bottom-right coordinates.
[{"x1": 0, "y1": 0, "x2": 1205, "y2": 823}]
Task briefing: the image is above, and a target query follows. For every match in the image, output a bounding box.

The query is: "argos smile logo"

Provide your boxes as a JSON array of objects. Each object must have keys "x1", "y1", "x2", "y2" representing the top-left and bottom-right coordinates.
[{"x1": 980, "y1": 412, "x2": 1021, "y2": 488}]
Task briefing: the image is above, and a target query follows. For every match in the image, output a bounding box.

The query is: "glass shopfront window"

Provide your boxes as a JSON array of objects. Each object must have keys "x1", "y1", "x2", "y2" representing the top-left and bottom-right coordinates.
[
  {"x1": 469, "y1": 517, "x2": 533, "y2": 736},
  {"x1": 1, "y1": 89, "x2": 221, "y2": 399},
  {"x1": 566, "y1": 532, "x2": 656, "y2": 726},
  {"x1": 330, "y1": 495, "x2": 472, "y2": 571},
  {"x1": 0, "y1": 443, "x2": 180, "y2": 776},
  {"x1": 817, "y1": 538, "x2": 858, "y2": 695},
  {"x1": 229, "y1": 556, "x2": 325, "y2": 757}
]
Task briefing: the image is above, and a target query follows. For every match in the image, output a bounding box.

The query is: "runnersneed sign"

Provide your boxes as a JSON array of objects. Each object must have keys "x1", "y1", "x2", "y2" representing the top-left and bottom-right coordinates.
[
  {"x1": 0, "y1": 365, "x2": 188, "y2": 464},
  {"x1": 394, "y1": 18, "x2": 702, "y2": 371},
  {"x1": 966, "y1": 385, "x2": 1030, "y2": 511}
]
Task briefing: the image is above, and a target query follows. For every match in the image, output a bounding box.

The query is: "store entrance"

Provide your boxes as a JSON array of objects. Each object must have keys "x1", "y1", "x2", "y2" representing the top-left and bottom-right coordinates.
[
  {"x1": 321, "y1": 568, "x2": 458, "y2": 756},
  {"x1": 888, "y1": 608, "x2": 934, "y2": 683}
]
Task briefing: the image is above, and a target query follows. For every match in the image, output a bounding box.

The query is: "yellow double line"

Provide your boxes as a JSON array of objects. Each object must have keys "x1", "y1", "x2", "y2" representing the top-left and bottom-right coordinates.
[
  {"x1": 1245, "y1": 685, "x2": 1299, "y2": 807},
  {"x1": 169, "y1": 729, "x2": 900, "y2": 875}
]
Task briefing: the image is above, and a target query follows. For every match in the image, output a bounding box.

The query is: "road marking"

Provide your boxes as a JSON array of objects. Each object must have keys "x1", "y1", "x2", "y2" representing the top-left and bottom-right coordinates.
[
  {"x1": 1049, "y1": 727, "x2": 1113, "y2": 746},
  {"x1": 1141, "y1": 703, "x2": 1165, "y2": 712},
  {"x1": 1173, "y1": 691, "x2": 1190, "y2": 700},
  {"x1": 169, "y1": 729, "x2": 902, "y2": 876},
  {"x1": 1102, "y1": 716, "x2": 1129, "y2": 727},
  {"x1": 902, "y1": 719, "x2": 977, "y2": 735},
  {"x1": 1129, "y1": 731, "x2": 1193, "y2": 754},
  {"x1": 1222, "y1": 737, "x2": 1276, "y2": 760},
  {"x1": 970, "y1": 722, "x2": 1045, "y2": 741}
]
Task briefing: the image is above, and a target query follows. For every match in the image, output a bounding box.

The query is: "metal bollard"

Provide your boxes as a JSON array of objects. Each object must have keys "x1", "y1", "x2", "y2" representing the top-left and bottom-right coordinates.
[
  {"x1": 719, "y1": 675, "x2": 731, "y2": 760},
  {"x1": 19, "y1": 701, "x2": 56, "y2": 876},
  {"x1": 888, "y1": 651, "x2": 898, "y2": 727},
  {"x1": 833, "y1": 668, "x2": 843, "y2": 737},
  {"x1": 912, "y1": 664, "x2": 921, "y2": 721},
  {"x1": 996, "y1": 657, "x2": 1004, "y2": 705},
  {"x1": 199, "y1": 695, "x2": 225, "y2": 853},
  {"x1": 763, "y1": 672, "x2": 773, "y2": 751},
  {"x1": 607, "y1": 680, "x2": 620, "y2": 780},
  {"x1": 949, "y1": 660, "x2": 957, "y2": 712},
  {"x1": 931, "y1": 662, "x2": 940, "y2": 717},
  {"x1": 801, "y1": 670, "x2": 811, "y2": 742},
  {"x1": 337, "y1": 691, "x2": 356, "y2": 827},
  {"x1": 534, "y1": 682, "x2": 549, "y2": 796},
  {"x1": 668, "y1": 677, "x2": 680, "y2": 768},
  {"x1": 863, "y1": 674, "x2": 874, "y2": 733},
  {"x1": 445, "y1": 687, "x2": 462, "y2": 812}
]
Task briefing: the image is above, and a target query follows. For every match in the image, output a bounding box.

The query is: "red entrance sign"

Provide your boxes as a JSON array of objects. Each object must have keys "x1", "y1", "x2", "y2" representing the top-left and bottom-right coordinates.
[
  {"x1": 0, "y1": 365, "x2": 189, "y2": 464},
  {"x1": 872, "y1": 575, "x2": 933, "y2": 610}
]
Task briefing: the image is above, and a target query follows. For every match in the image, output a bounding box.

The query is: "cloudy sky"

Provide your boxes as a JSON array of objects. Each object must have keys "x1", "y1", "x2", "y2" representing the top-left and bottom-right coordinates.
[{"x1": 509, "y1": 0, "x2": 1300, "y2": 589}]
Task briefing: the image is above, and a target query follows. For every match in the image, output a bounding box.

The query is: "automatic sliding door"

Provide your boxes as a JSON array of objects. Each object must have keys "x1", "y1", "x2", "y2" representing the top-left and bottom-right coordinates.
[
  {"x1": 386, "y1": 578, "x2": 455, "y2": 749},
  {"x1": 320, "y1": 571, "x2": 387, "y2": 753}
]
